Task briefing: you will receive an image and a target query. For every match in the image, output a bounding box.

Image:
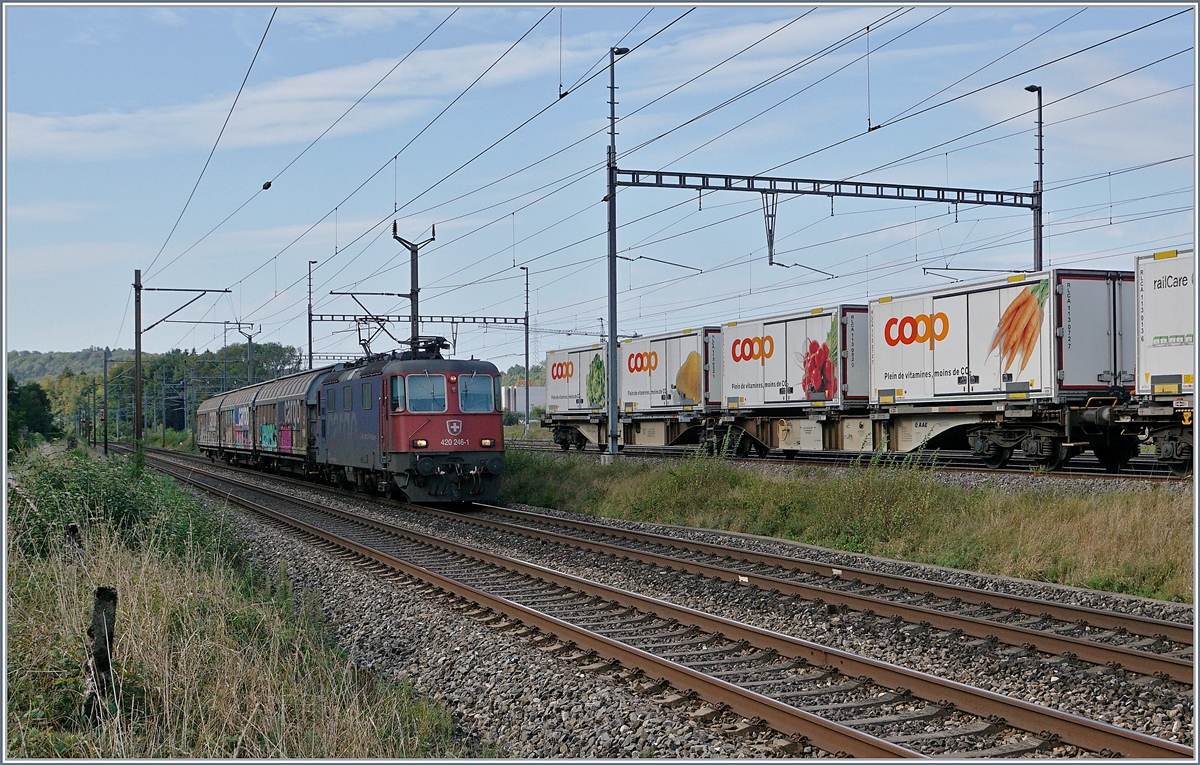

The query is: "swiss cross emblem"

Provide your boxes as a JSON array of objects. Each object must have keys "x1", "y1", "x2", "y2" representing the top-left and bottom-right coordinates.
[{"x1": 447, "y1": 420, "x2": 463, "y2": 436}]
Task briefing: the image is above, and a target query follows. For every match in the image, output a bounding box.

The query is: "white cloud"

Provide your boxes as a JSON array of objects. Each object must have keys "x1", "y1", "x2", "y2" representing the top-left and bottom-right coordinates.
[
  {"x1": 147, "y1": 8, "x2": 184, "y2": 27},
  {"x1": 6, "y1": 200, "x2": 104, "y2": 223},
  {"x1": 6, "y1": 240, "x2": 144, "y2": 276},
  {"x1": 6, "y1": 35, "x2": 571, "y2": 162},
  {"x1": 276, "y1": 7, "x2": 429, "y2": 38}
]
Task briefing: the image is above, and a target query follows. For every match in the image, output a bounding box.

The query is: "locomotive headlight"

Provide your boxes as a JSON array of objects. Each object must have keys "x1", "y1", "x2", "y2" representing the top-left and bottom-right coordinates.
[
  {"x1": 412, "y1": 438, "x2": 428, "y2": 448},
  {"x1": 480, "y1": 438, "x2": 495, "y2": 447}
]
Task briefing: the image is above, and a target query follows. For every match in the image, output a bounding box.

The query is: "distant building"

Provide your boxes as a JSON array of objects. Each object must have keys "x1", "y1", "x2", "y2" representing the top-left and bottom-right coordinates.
[{"x1": 502, "y1": 385, "x2": 546, "y2": 413}]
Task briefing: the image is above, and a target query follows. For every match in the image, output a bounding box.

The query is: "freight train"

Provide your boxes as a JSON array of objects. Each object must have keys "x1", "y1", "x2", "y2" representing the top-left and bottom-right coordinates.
[
  {"x1": 195, "y1": 337, "x2": 506, "y2": 502},
  {"x1": 543, "y1": 250, "x2": 1194, "y2": 475}
]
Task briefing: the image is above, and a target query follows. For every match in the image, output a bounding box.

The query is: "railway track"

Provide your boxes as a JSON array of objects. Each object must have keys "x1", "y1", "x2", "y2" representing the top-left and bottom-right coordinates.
[
  {"x1": 508, "y1": 439, "x2": 1183, "y2": 480},
  {"x1": 141, "y1": 449, "x2": 1192, "y2": 758}
]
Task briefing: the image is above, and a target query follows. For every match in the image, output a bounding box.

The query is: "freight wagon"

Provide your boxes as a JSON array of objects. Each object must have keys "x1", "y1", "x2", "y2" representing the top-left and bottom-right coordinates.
[
  {"x1": 1126, "y1": 249, "x2": 1194, "y2": 474},
  {"x1": 618, "y1": 327, "x2": 720, "y2": 447},
  {"x1": 867, "y1": 269, "x2": 1138, "y2": 470},
  {"x1": 710, "y1": 305, "x2": 869, "y2": 456},
  {"x1": 539, "y1": 257, "x2": 1191, "y2": 474},
  {"x1": 543, "y1": 342, "x2": 613, "y2": 450}
]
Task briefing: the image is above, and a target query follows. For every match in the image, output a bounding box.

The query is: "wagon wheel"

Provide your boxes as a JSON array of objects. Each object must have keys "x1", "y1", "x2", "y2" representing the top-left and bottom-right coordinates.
[
  {"x1": 574, "y1": 438, "x2": 586, "y2": 452},
  {"x1": 1169, "y1": 461, "x2": 1192, "y2": 477},
  {"x1": 1035, "y1": 441, "x2": 1072, "y2": 472},
  {"x1": 980, "y1": 443, "x2": 1012, "y2": 470}
]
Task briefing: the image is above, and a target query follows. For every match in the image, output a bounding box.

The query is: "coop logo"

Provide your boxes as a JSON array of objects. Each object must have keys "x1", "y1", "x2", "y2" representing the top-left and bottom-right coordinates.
[
  {"x1": 447, "y1": 420, "x2": 463, "y2": 436},
  {"x1": 550, "y1": 362, "x2": 575, "y2": 380},
  {"x1": 731, "y1": 335, "x2": 775, "y2": 365},
  {"x1": 627, "y1": 351, "x2": 659, "y2": 374},
  {"x1": 884, "y1": 312, "x2": 949, "y2": 349}
]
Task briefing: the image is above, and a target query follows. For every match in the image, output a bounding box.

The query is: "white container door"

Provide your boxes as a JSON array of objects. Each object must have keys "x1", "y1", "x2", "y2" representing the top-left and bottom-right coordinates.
[
  {"x1": 763, "y1": 320, "x2": 789, "y2": 403},
  {"x1": 931, "y1": 293, "x2": 969, "y2": 396},
  {"x1": 1059, "y1": 276, "x2": 1114, "y2": 389},
  {"x1": 650, "y1": 338, "x2": 673, "y2": 408}
]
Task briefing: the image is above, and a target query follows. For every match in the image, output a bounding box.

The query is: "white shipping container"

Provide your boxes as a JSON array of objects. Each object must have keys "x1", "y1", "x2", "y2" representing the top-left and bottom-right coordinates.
[
  {"x1": 1136, "y1": 250, "x2": 1195, "y2": 397},
  {"x1": 869, "y1": 270, "x2": 1134, "y2": 405},
  {"x1": 619, "y1": 328, "x2": 718, "y2": 414},
  {"x1": 719, "y1": 306, "x2": 868, "y2": 411},
  {"x1": 545, "y1": 344, "x2": 607, "y2": 414}
]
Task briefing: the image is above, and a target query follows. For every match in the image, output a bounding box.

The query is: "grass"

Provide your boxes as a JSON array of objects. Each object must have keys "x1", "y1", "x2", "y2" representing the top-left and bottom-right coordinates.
[
  {"x1": 504, "y1": 424, "x2": 551, "y2": 442},
  {"x1": 499, "y1": 448, "x2": 1193, "y2": 603},
  {"x1": 6, "y1": 449, "x2": 465, "y2": 758}
]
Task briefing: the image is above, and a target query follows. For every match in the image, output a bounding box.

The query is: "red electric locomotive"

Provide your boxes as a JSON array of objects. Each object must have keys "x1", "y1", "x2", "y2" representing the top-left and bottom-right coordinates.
[{"x1": 196, "y1": 337, "x2": 505, "y2": 504}]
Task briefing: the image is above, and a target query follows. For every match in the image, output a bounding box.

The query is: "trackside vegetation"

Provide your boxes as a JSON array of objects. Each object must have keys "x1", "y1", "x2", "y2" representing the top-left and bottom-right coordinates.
[
  {"x1": 6, "y1": 449, "x2": 464, "y2": 758},
  {"x1": 500, "y1": 449, "x2": 1193, "y2": 603}
]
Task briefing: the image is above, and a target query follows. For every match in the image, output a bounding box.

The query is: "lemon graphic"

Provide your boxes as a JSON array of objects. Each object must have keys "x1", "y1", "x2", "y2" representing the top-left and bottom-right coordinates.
[{"x1": 675, "y1": 351, "x2": 703, "y2": 402}]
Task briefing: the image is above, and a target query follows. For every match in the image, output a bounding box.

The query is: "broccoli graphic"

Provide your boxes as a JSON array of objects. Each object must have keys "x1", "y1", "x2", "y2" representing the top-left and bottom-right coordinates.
[{"x1": 586, "y1": 354, "x2": 605, "y2": 406}]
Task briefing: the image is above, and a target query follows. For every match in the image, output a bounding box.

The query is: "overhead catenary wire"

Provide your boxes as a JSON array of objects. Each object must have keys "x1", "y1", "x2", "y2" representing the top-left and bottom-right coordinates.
[
  {"x1": 189, "y1": 11, "x2": 1190, "y2": 359},
  {"x1": 146, "y1": 8, "x2": 458, "y2": 283},
  {"x1": 143, "y1": 7, "x2": 276, "y2": 280}
]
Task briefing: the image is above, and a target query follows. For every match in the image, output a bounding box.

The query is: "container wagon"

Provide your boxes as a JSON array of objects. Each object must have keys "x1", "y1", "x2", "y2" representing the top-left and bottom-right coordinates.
[
  {"x1": 618, "y1": 327, "x2": 720, "y2": 447},
  {"x1": 543, "y1": 342, "x2": 612, "y2": 450}
]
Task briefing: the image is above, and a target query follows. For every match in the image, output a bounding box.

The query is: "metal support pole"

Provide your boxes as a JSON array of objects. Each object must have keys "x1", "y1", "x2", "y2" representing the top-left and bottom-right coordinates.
[
  {"x1": 308, "y1": 260, "x2": 317, "y2": 369},
  {"x1": 392, "y1": 222, "x2": 435, "y2": 347},
  {"x1": 1026, "y1": 84, "x2": 1044, "y2": 271},
  {"x1": 520, "y1": 266, "x2": 530, "y2": 437},
  {"x1": 133, "y1": 270, "x2": 143, "y2": 447},
  {"x1": 239, "y1": 326, "x2": 261, "y2": 385},
  {"x1": 605, "y1": 46, "x2": 628, "y2": 460},
  {"x1": 103, "y1": 348, "x2": 109, "y2": 455}
]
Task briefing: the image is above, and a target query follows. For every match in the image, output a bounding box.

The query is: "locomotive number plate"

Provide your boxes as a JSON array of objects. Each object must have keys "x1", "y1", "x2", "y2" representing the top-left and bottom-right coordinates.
[{"x1": 441, "y1": 438, "x2": 469, "y2": 447}]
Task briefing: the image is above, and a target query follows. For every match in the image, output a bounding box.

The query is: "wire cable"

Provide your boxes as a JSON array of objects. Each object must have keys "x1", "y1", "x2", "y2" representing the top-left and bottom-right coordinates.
[{"x1": 144, "y1": 8, "x2": 276, "y2": 279}]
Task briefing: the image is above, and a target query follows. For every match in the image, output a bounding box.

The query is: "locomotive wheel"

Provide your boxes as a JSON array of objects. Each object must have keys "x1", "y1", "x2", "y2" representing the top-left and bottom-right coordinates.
[{"x1": 981, "y1": 444, "x2": 1012, "y2": 470}]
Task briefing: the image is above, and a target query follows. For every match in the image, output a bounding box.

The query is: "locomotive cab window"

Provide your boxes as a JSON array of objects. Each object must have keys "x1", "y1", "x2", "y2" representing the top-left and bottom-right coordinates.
[
  {"x1": 389, "y1": 376, "x2": 405, "y2": 412},
  {"x1": 343, "y1": 385, "x2": 352, "y2": 411},
  {"x1": 493, "y1": 376, "x2": 502, "y2": 412},
  {"x1": 361, "y1": 382, "x2": 372, "y2": 410},
  {"x1": 460, "y1": 373, "x2": 494, "y2": 413},
  {"x1": 407, "y1": 374, "x2": 447, "y2": 413}
]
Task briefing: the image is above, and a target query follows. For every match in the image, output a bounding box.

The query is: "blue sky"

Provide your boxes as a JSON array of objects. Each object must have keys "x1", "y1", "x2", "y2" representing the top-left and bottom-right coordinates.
[{"x1": 4, "y1": 4, "x2": 1195, "y2": 369}]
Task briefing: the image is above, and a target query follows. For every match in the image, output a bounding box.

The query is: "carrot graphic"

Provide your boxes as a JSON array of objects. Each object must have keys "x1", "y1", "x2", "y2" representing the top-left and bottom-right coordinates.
[{"x1": 990, "y1": 281, "x2": 1050, "y2": 373}]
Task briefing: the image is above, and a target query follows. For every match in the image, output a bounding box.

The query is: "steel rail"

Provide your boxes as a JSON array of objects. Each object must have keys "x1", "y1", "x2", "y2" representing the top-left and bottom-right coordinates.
[
  {"x1": 405, "y1": 501, "x2": 1193, "y2": 683},
  {"x1": 508, "y1": 439, "x2": 1179, "y2": 480},
  {"x1": 147, "y1": 455, "x2": 1194, "y2": 759},
  {"x1": 139, "y1": 446, "x2": 1191, "y2": 659},
  {"x1": 148, "y1": 458, "x2": 915, "y2": 758},
  {"x1": 469, "y1": 502, "x2": 1194, "y2": 649}
]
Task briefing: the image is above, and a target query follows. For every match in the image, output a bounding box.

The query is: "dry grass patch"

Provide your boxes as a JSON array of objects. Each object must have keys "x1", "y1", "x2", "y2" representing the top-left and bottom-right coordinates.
[
  {"x1": 7, "y1": 451, "x2": 463, "y2": 758},
  {"x1": 500, "y1": 449, "x2": 1193, "y2": 602}
]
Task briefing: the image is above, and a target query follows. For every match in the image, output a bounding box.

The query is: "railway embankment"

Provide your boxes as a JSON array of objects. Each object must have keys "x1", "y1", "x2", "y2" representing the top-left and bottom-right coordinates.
[
  {"x1": 500, "y1": 449, "x2": 1193, "y2": 603},
  {"x1": 5, "y1": 449, "x2": 466, "y2": 758}
]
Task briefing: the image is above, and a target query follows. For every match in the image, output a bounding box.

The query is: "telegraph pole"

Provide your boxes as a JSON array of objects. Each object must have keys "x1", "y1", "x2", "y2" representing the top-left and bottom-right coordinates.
[
  {"x1": 392, "y1": 221, "x2": 435, "y2": 346},
  {"x1": 605, "y1": 46, "x2": 629, "y2": 460}
]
